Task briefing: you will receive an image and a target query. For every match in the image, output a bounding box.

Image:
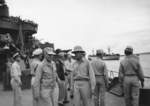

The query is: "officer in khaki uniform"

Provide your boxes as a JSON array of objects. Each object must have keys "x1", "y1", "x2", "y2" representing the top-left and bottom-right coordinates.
[
  {"x1": 91, "y1": 49, "x2": 109, "y2": 106},
  {"x1": 71, "y1": 45, "x2": 96, "y2": 106},
  {"x1": 119, "y1": 46, "x2": 144, "y2": 106},
  {"x1": 33, "y1": 47, "x2": 59, "y2": 106},
  {"x1": 30, "y1": 48, "x2": 43, "y2": 106},
  {"x1": 10, "y1": 53, "x2": 22, "y2": 106},
  {"x1": 64, "y1": 52, "x2": 75, "y2": 90}
]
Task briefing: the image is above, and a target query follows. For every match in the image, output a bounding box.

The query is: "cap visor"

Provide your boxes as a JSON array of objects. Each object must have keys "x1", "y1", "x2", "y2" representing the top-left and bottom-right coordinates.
[{"x1": 72, "y1": 51, "x2": 85, "y2": 54}]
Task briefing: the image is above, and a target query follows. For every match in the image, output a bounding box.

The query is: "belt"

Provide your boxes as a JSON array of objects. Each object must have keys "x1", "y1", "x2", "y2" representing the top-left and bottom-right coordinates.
[
  {"x1": 95, "y1": 75, "x2": 104, "y2": 77},
  {"x1": 125, "y1": 74, "x2": 137, "y2": 76},
  {"x1": 74, "y1": 78, "x2": 89, "y2": 81}
]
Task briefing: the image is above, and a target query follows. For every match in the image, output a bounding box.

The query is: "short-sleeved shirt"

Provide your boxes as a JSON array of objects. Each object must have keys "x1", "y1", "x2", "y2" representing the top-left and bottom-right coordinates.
[
  {"x1": 34, "y1": 59, "x2": 57, "y2": 89},
  {"x1": 72, "y1": 58, "x2": 96, "y2": 90},
  {"x1": 64, "y1": 59, "x2": 75, "y2": 72},
  {"x1": 91, "y1": 57, "x2": 108, "y2": 76},
  {"x1": 119, "y1": 55, "x2": 144, "y2": 81},
  {"x1": 11, "y1": 61, "x2": 21, "y2": 78},
  {"x1": 30, "y1": 58, "x2": 41, "y2": 76}
]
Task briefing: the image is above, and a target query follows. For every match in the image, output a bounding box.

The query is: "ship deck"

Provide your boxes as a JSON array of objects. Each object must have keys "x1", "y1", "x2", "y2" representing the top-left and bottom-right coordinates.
[{"x1": 0, "y1": 88, "x2": 125, "y2": 106}]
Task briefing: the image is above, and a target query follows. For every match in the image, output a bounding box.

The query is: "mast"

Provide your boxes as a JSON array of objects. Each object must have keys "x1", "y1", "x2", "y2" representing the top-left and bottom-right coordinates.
[
  {"x1": 17, "y1": 19, "x2": 24, "y2": 52},
  {"x1": 108, "y1": 46, "x2": 111, "y2": 54}
]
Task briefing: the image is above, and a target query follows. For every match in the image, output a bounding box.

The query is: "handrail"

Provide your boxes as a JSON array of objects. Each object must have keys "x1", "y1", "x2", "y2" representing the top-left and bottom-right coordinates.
[
  {"x1": 109, "y1": 70, "x2": 150, "y2": 79},
  {"x1": 144, "y1": 76, "x2": 150, "y2": 79}
]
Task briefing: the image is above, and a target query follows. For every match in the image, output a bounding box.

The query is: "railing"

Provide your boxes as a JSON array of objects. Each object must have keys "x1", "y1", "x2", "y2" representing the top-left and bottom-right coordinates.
[
  {"x1": 144, "y1": 76, "x2": 150, "y2": 79},
  {"x1": 109, "y1": 70, "x2": 118, "y2": 79},
  {"x1": 109, "y1": 70, "x2": 150, "y2": 79}
]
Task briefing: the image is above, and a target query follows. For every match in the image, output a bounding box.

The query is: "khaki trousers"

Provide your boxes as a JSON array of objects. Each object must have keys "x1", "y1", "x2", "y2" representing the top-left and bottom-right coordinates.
[
  {"x1": 31, "y1": 77, "x2": 40, "y2": 106},
  {"x1": 73, "y1": 80, "x2": 91, "y2": 106},
  {"x1": 40, "y1": 83, "x2": 59, "y2": 106},
  {"x1": 95, "y1": 77, "x2": 106, "y2": 106},
  {"x1": 123, "y1": 76, "x2": 140, "y2": 106},
  {"x1": 11, "y1": 79, "x2": 22, "y2": 106}
]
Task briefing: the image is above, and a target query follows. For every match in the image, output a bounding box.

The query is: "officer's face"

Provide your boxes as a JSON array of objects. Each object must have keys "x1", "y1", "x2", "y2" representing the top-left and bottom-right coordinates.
[
  {"x1": 46, "y1": 54, "x2": 53, "y2": 62},
  {"x1": 38, "y1": 54, "x2": 43, "y2": 61},
  {"x1": 16, "y1": 56, "x2": 21, "y2": 62},
  {"x1": 58, "y1": 52, "x2": 65, "y2": 60},
  {"x1": 75, "y1": 52, "x2": 83, "y2": 60}
]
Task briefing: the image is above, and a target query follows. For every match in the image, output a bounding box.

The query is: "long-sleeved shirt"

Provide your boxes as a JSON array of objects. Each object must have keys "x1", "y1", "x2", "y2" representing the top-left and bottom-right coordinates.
[
  {"x1": 119, "y1": 55, "x2": 144, "y2": 82},
  {"x1": 11, "y1": 61, "x2": 21, "y2": 83},
  {"x1": 72, "y1": 58, "x2": 96, "y2": 90}
]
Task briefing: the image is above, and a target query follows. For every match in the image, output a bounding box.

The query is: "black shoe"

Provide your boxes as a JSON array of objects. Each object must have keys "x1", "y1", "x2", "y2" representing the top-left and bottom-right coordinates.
[
  {"x1": 70, "y1": 94, "x2": 74, "y2": 99},
  {"x1": 58, "y1": 102, "x2": 64, "y2": 106},
  {"x1": 67, "y1": 88, "x2": 71, "y2": 91},
  {"x1": 63, "y1": 100, "x2": 70, "y2": 104}
]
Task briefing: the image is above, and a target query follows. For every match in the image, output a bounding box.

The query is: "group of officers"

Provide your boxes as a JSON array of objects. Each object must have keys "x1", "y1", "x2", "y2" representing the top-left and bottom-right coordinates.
[{"x1": 10, "y1": 45, "x2": 144, "y2": 106}]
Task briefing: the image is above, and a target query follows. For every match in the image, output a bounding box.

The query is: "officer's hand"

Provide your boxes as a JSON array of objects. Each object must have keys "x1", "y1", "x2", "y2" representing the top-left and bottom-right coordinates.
[
  {"x1": 33, "y1": 89, "x2": 40, "y2": 100},
  {"x1": 70, "y1": 94, "x2": 74, "y2": 99},
  {"x1": 35, "y1": 96, "x2": 39, "y2": 101},
  {"x1": 34, "y1": 93, "x2": 40, "y2": 100},
  {"x1": 91, "y1": 94, "x2": 95, "y2": 100},
  {"x1": 64, "y1": 72, "x2": 68, "y2": 76},
  {"x1": 90, "y1": 89, "x2": 95, "y2": 99},
  {"x1": 91, "y1": 89, "x2": 95, "y2": 95},
  {"x1": 19, "y1": 81, "x2": 22, "y2": 86},
  {"x1": 141, "y1": 81, "x2": 144, "y2": 88},
  {"x1": 70, "y1": 89, "x2": 74, "y2": 99}
]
